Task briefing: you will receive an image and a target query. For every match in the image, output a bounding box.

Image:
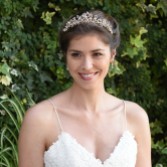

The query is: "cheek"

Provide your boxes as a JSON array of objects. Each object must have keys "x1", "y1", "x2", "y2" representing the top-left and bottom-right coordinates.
[
  {"x1": 101, "y1": 61, "x2": 111, "y2": 74},
  {"x1": 99, "y1": 58, "x2": 111, "y2": 67},
  {"x1": 66, "y1": 56, "x2": 73, "y2": 68},
  {"x1": 67, "y1": 59, "x2": 79, "y2": 71}
]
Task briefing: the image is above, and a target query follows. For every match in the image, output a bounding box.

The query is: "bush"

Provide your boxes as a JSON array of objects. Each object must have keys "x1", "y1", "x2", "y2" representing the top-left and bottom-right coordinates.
[
  {"x1": 0, "y1": 0, "x2": 167, "y2": 166},
  {"x1": 0, "y1": 92, "x2": 34, "y2": 166}
]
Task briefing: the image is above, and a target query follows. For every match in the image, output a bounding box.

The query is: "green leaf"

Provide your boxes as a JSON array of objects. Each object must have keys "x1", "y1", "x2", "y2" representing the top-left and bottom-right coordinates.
[
  {"x1": 48, "y1": 2, "x2": 61, "y2": 11},
  {"x1": 0, "y1": 63, "x2": 10, "y2": 75},
  {"x1": 41, "y1": 11, "x2": 55, "y2": 25},
  {"x1": 157, "y1": 0, "x2": 167, "y2": 16},
  {"x1": 161, "y1": 148, "x2": 167, "y2": 155},
  {"x1": 155, "y1": 164, "x2": 163, "y2": 167}
]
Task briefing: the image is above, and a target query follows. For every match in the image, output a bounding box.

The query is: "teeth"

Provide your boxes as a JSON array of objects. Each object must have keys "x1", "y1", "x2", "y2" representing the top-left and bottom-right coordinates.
[
  {"x1": 82, "y1": 74, "x2": 93, "y2": 77},
  {"x1": 79, "y1": 73, "x2": 96, "y2": 80}
]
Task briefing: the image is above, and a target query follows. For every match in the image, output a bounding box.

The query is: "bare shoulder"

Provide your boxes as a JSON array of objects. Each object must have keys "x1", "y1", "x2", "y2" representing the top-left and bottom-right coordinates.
[
  {"x1": 125, "y1": 100, "x2": 149, "y2": 121},
  {"x1": 19, "y1": 98, "x2": 57, "y2": 146},
  {"x1": 124, "y1": 101, "x2": 152, "y2": 166},
  {"x1": 18, "y1": 99, "x2": 55, "y2": 166},
  {"x1": 23, "y1": 91, "x2": 68, "y2": 125},
  {"x1": 125, "y1": 100, "x2": 150, "y2": 137},
  {"x1": 22, "y1": 99, "x2": 53, "y2": 128}
]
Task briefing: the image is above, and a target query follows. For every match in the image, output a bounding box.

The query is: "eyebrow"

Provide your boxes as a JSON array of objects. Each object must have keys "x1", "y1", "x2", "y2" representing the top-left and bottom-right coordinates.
[
  {"x1": 91, "y1": 49, "x2": 105, "y2": 52},
  {"x1": 68, "y1": 49, "x2": 105, "y2": 52},
  {"x1": 68, "y1": 49, "x2": 81, "y2": 52}
]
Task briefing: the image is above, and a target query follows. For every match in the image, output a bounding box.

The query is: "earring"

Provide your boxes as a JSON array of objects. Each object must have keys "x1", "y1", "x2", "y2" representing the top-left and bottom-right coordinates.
[
  {"x1": 66, "y1": 66, "x2": 69, "y2": 71},
  {"x1": 107, "y1": 61, "x2": 115, "y2": 78},
  {"x1": 110, "y1": 61, "x2": 115, "y2": 70}
]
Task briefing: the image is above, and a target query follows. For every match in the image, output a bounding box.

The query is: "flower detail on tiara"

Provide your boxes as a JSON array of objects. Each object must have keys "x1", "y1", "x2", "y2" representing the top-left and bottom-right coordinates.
[{"x1": 63, "y1": 12, "x2": 113, "y2": 34}]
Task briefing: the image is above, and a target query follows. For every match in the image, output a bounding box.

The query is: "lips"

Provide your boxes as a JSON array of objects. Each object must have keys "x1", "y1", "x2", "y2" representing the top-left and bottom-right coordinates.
[{"x1": 79, "y1": 72, "x2": 98, "y2": 80}]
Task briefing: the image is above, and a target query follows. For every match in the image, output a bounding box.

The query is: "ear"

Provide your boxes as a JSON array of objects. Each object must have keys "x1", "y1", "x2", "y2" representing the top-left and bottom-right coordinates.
[{"x1": 110, "y1": 49, "x2": 116, "y2": 63}]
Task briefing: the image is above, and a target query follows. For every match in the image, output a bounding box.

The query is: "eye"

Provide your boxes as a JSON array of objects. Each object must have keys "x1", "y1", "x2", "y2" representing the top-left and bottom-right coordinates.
[
  {"x1": 93, "y1": 52, "x2": 103, "y2": 57},
  {"x1": 70, "y1": 52, "x2": 81, "y2": 58}
]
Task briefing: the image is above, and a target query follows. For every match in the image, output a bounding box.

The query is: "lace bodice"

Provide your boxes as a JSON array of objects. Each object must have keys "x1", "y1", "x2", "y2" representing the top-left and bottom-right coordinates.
[
  {"x1": 44, "y1": 130, "x2": 137, "y2": 167},
  {"x1": 44, "y1": 100, "x2": 138, "y2": 167}
]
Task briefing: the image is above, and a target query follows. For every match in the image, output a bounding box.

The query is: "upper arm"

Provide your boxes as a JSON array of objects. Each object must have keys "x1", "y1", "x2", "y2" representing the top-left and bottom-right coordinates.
[
  {"x1": 18, "y1": 103, "x2": 51, "y2": 167},
  {"x1": 127, "y1": 102, "x2": 152, "y2": 167}
]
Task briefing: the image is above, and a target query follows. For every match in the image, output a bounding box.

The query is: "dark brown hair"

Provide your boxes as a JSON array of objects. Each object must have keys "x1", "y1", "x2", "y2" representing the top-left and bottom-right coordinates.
[{"x1": 59, "y1": 10, "x2": 120, "y2": 54}]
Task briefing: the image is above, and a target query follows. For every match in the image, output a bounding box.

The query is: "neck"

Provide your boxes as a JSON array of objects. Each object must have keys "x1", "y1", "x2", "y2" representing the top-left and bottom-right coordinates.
[{"x1": 68, "y1": 83, "x2": 108, "y2": 112}]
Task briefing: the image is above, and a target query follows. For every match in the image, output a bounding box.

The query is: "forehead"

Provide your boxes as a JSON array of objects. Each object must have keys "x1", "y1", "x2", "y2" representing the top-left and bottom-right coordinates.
[{"x1": 68, "y1": 34, "x2": 110, "y2": 51}]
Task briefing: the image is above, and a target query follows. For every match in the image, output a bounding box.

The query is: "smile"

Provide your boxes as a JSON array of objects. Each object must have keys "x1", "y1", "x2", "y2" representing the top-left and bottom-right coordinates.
[{"x1": 79, "y1": 72, "x2": 98, "y2": 80}]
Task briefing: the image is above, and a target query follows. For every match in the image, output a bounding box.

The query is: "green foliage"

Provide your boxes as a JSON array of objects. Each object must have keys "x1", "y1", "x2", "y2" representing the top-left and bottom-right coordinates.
[
  {"x1": 0, "y1": 93, "x2": 34, "y2": 166},
  {"x1": 0, "y1": 0, "x2": 167, "y2": 166}
]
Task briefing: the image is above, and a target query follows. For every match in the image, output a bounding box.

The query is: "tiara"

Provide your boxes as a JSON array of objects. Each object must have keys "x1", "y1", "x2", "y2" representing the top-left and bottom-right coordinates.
[{"x1": 63, "y1": 12, "x2": 113, "y2": 34}]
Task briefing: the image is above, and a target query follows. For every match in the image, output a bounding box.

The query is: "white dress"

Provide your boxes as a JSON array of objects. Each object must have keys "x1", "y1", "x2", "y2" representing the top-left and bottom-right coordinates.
[{"x1": 44, "y1": 101, "x2": 137, "y2": 167}]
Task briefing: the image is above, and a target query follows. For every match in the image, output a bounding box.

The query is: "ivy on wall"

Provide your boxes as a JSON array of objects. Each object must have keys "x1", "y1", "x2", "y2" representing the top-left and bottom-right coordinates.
[{"x1": 0, "y1": 0, "x2": 167, "y2": 166}]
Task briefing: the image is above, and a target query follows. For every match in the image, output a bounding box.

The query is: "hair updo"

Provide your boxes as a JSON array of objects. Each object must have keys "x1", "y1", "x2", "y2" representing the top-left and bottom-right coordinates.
[{"x1": 59, "y1": 10, "x2": 120, "y2": 54}]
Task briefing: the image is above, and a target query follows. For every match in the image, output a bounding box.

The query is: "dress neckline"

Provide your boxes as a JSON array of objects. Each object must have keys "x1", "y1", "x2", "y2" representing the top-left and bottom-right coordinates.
[{"x1": 44, "y1": 130, "x2": 136, "y2": 164}]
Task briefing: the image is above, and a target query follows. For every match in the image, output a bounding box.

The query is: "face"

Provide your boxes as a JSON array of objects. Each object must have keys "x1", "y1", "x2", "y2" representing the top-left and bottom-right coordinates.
[{"x1": 66, "y1": 34, "x2": 116, "y2": 90}]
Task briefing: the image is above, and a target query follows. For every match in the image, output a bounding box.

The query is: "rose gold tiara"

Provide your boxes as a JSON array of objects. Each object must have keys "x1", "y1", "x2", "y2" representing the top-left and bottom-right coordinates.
[{"x1": 63, "y1": 12, "x2": 113, "y2": 34}]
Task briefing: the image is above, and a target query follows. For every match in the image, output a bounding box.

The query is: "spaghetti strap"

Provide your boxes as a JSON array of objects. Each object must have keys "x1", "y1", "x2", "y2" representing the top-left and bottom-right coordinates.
[
  {"x1": 48, "y1": 99, "x2": 64, "y2": 131},
  {"x1": 123, "y1": 100, "x2": 128, "y2": 131}
]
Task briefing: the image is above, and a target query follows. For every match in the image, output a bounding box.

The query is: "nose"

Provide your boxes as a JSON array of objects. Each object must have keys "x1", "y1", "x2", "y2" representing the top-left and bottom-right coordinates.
[{"x1": 81, "y1": 57, "x2": 93, "y2": 70}]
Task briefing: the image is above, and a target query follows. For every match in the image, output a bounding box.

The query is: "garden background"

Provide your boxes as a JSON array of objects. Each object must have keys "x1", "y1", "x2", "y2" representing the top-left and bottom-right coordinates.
[{"x1": 0, "y1": 0, "x2": 167, "y2": 166}]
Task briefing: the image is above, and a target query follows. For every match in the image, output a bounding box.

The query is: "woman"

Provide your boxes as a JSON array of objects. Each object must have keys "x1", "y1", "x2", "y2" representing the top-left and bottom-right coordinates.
[{"x1": 18, "y1": 10, "x2": 152, "y2": 167}]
